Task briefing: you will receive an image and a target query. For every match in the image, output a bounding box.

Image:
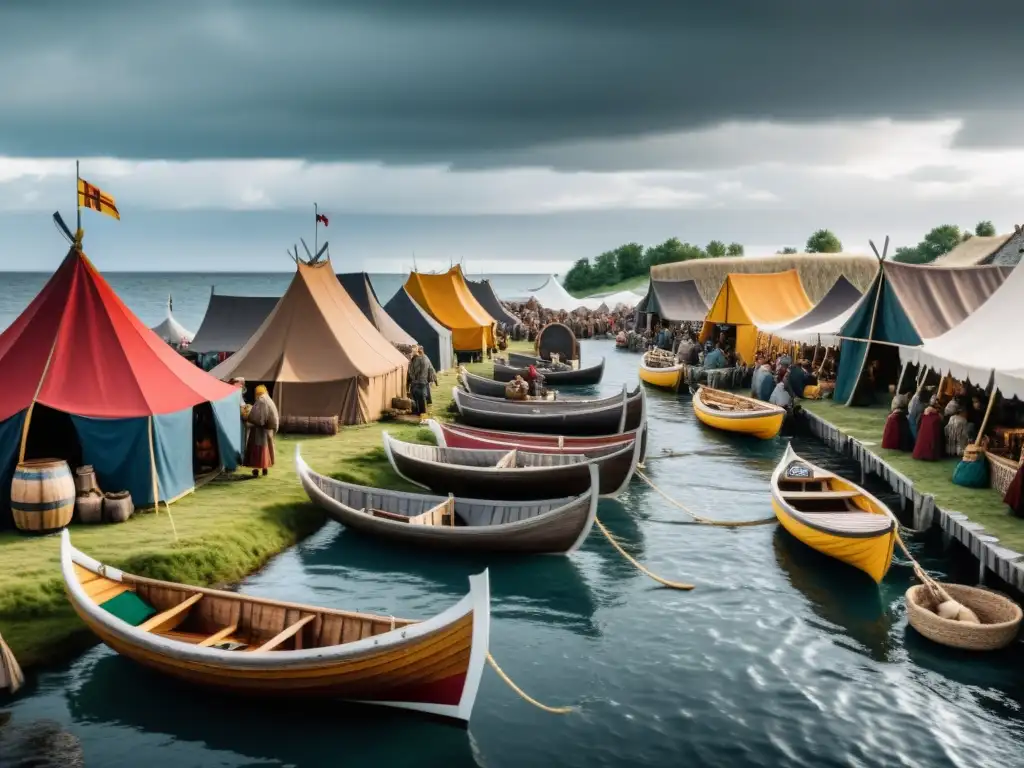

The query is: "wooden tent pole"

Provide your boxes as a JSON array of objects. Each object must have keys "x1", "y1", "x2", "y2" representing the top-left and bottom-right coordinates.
[
  {"x1": 843, "y1": 239, "x2": 887, "y2": 406},
  {"x1": 974, "y1": 380, "x2": 998, "y2": 446},
  {"x1": 816, "y1": 344, "x2": 830, "y2": 378},
  {"x1": 895, "y1": 360, "x2": 910, "y2": 394}
]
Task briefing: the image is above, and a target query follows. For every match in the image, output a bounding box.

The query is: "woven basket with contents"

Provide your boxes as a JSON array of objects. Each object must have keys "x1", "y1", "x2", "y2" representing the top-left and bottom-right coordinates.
[{"x1": 906, "y1": 583, "x2": 1022, "y2": 651}]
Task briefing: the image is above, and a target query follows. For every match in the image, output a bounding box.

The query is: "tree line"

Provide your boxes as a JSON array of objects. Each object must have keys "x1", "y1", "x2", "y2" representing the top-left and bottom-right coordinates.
[
  {"x1": 563, "y1": 239, "x2": 744, "y2": 293},
  {"x1": 566, "y1": 220, "x2": 1002, "y2": 295}
]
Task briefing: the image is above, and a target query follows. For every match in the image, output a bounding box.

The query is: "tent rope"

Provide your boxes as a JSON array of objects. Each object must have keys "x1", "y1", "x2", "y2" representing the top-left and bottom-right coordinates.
[
  {"x1": 594, "y1": 516, "x2": 694, "y2": 590},
  {"x1": 636, "y1": 469, "x2": 776, "y2": 528},
  {"x1": 487, "y1": 653, "x2": 573, "y2": 714}
]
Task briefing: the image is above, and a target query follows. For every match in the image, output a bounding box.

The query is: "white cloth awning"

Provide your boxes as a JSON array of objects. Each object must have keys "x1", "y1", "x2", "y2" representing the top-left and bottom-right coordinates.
[{"x1": 526, "y1": 276, "x2": 601, "y2": 312}]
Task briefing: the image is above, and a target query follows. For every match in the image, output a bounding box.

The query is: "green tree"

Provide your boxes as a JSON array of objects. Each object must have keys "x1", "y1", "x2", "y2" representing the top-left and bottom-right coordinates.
[
  {"x1": 975, "y1": 220, "x2": 997, "y2": 237},
  {"x1": 917, "y1": 224, "x2": 962, "y2": 263},
  {"x1": 706, "y1": 240, "x2": 727, "y2": 258},
  {"x1": 726, "y1": 242, "x2": 744, "y2": 256},
  {"x1": 777, "y1": 246, "x2": 798, "y2": 254},
  {"x1": 892, "y1": 246, "x2": 927, "y2": 264},
  {"x1": 614, "y1": 242, "x2": 645, "y2": 280},
  {"x1": 805, "y1": 229, "x2": 843, "y2": 253},
  {"x1": 592, "y1": 251, "x2": 618, "y2": 285},
  {"x1": 563, "y1": 258, "x2": 594, "y2": 292}
]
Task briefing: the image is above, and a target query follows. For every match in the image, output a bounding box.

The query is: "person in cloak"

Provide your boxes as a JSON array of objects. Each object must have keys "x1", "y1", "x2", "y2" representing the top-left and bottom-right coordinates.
[
  {"x1": 912, "y1": 396, "x2": 945, "y2": 461},
  {"x1": 1003, "y1": 456, "x2": 1024, "y2": 519},
  {"x1": 407, "y1": 346, "x2": 434, "y2": 418},
  {"x1": 755, "y1": 362, "x2": 775, "y2": 401},
  {"x1": 785, "y1": 359, "x2": 808, "y2": 400},
  {"x1": 769, "y1": 374, "x2": 793, "y2": 411},
  {"x1": 526, "y1": 365, "x2": 545, "y2": 397},
  {"x1": 882, "y1": 393, "x2": 913, "y2": 451},
  {"x1": 244, "y1": 385, "x2": 279, "y2": 477},
  {"x1": 907, "y1": 388, "x2": 926, "y2": 442},
  {"x1": 944, "y1": 402, "x2": 970, "y2": 458},
  {"x1": 704, "y1": 343, "x2": 727, "y2": 370}
]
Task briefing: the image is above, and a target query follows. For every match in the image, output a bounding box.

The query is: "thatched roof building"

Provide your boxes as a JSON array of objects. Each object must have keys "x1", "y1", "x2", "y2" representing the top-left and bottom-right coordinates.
[
  {"x1": 650, "y1": 252, "x2": 879, "y2": 305},
  {"x1": 933, "y1": 229, "x2": 1024, "y2": 267}
]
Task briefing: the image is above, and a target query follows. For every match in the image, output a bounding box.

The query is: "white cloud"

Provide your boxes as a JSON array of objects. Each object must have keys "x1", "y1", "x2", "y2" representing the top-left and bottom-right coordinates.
[{"x1": 1, "y1": 118, "x2": 1023, "y2": 224}]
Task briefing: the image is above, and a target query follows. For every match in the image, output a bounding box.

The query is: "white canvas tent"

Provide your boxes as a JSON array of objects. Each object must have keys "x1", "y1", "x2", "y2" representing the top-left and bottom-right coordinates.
[
  {"x1": 589, "y1": 289, "x2": 641, "y2": 309},
  {"x1": 149, "y1": 295, "x2": 194, "y2": 346},
  {"x1": 900, "y1": 263, "x2": 1024, "y2": 398},
  {"x1": 526, "y1": 276, "x2": 601, "y2": 312}
]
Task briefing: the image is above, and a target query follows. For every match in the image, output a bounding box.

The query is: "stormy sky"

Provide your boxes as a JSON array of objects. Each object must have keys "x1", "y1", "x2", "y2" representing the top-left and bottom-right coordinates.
[{"x1": 1, "y1": 0, "x2": 1023, "y2": 272}]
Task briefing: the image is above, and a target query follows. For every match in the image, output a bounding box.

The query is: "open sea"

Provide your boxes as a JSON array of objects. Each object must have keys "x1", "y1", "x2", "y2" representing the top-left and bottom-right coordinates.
[
  {"x1": 2, "y1": 341, "x2": 1023, "y2": 767},
  {"x1": 0, "y1": 272, "x2": 548, "y2": 333}
]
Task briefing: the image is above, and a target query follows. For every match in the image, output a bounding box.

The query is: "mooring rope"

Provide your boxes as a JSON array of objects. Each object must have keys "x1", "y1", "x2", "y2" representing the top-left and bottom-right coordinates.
[
  {"x1": 635, "y1": 469, "x2": 777, "y2": 528},
  {"x1": 892, "y1": 531, "x2": 955, "y2": 604},
  {"x1": 487, "y1": 653, "x2": 574, "y2": 714},
  {"x1": 594, "y1": 516, "x2": 694, "y2": 590}
]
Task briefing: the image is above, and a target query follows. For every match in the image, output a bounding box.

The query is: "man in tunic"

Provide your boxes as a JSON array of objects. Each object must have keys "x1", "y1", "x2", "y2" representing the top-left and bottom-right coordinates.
[
  {"x1": 407, "y1": 345, "x2": 435, "y2": 418},
  {"x1": 244, "y1": 384, "x2": 279, "y2": 477}
]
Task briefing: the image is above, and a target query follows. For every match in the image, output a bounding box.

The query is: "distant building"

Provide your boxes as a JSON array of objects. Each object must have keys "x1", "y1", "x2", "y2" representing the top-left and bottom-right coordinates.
[{"x1": 934, "y1": 227, "x2": 1024, "y2": 267}]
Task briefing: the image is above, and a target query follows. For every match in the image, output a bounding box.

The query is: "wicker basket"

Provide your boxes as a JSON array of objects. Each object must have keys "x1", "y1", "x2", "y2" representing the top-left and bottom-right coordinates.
[
  {"x1": 985, "y1": 451, "x2": 1019, "y2": 496},
  {"x1": 103, "y1": 491, "x2": 134, "y2": 524},
  {"x1": 906, "y1": 583, "x2": 1022, "y2": 651}
]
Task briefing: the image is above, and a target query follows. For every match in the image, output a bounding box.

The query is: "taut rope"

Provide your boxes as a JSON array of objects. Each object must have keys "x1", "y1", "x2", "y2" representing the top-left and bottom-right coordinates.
[
  {"x1": 636, "y1": 469, "x2": 776, "y2": 528},
  {"x1": 594, "y1": 517, "x2": 694, "y2": 590}
]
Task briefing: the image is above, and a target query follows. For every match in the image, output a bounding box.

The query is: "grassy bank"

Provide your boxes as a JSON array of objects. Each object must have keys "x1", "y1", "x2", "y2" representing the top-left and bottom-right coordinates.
[
  {"x1": 567, "y1": 274, "x2": 649, "y2": 299},
  {"x1": 0, "y1": 346, "x2": 523, "y2": 669},
  {"x1": 802, "y1": 400, "x2": 1024, "y2": 550}
]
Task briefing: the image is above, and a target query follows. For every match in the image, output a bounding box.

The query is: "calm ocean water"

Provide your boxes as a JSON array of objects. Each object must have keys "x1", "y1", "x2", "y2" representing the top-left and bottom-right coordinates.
[
  {"x1": 3, "y1": 341, "x2": 1024, "y2": 767},
  {"x1": 0, "y1": 272, "x2": 548, "y2": 333}
]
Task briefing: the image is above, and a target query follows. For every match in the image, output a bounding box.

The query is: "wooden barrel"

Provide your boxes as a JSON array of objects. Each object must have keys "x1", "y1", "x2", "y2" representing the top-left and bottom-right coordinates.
[
  {"x1": 10, "y1": 459, "x2": 76, "y2": 533},
  {"x1": 103, "y1": 491, "x2": 134, "y2": 524},
  {"x1": 76, "y1": 492, "x2": 104, "y2": 524},
  {"x1": 74, "y1": 465, "x2": 99, "y2": 495}
]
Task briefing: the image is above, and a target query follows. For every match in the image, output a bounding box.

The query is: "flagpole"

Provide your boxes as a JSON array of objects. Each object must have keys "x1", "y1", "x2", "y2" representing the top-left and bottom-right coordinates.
[
  {"x1": 314, "y1": 202, "x2": 318, "y2": 259},
  {"x1": 76, "y1": 160, "x2": 81, "y2": 232}
]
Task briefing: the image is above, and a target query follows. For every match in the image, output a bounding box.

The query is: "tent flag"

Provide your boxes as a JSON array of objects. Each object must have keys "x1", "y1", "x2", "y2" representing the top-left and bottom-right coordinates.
[
  {"x1": 78, "y1": 177, "x2": 121, "y2": 221},
  {"x1": 209, "y1": 391, "x2": 243, "y2": 471},
  {"x1": 153, "y1": 410, "x2": 195, "y2": 504},
  {"x1": 0, "y1": 411, "x2": 26, "y2": 530}
]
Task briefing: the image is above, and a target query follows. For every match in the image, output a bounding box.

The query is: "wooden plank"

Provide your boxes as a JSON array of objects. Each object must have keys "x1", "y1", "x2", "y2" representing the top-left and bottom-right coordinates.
[
  {"x1": 248, "y1": 614, "x2": 314, "y2": 653},
  {"x1": 197, "y1": 623, "x2": 240, "y2": 647},
  {"x1": 138, "y1": 593, "x2": 203, "y2": 633},
  {"x1": 87, "y1": 581, "x2": 131, "y2": 605},
  {"x1": 781, "y1": 490, "x2": 860, "y2": 499}
]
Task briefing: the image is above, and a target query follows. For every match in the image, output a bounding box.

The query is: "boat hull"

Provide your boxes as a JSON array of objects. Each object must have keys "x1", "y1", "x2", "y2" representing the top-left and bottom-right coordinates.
[
  {"x1": 692, "y1": 389, "x2": 784, "y2": 440},
  {"x1": 453, "y1": 387, "x2": 644, "y2": 435},
  {"x1": 493, "y1": 358, "x2": 605, "y2": 386},
  {"x1": 61, "y1": 532, "x2": 490, "y2": 722},
  {"x1": 771, "y1": 499, "x2": 895, "y2": 584},
  {"x1": 429, "y1": 421, "x2": 647, "y2": 463},
  {"x1": 639, "y1": 362, "x2": 682, "y2": 390},
  {"x1": 298, "y1": 451, "x2": 598, "y2": 554}
]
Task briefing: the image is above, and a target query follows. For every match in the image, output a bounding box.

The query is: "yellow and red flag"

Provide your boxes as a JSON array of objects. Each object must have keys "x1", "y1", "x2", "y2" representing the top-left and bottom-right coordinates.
[{"x1": 78, "y1": 178, "x2": 120, "y2": 221}]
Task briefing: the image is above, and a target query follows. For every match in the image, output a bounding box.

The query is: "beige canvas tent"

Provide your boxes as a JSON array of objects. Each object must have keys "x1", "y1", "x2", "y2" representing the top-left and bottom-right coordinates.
[{"x1": 211, "y1": 258, "x2": 408, "y2": 425}]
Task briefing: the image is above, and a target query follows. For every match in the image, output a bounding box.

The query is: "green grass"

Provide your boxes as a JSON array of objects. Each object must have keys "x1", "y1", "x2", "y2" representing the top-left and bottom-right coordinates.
[
  {"x1": 802, "y1": 400, "x2": 1024, "y2": 550},
  {"x1": 0, "y1": 343, "x2": 532, "y2": 669},
  {"x1": 566, "y1": 274, "x2": 650, "y2": 298}
]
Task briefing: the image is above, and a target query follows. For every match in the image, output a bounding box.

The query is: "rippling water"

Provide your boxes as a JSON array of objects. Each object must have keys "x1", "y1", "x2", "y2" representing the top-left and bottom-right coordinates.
[{"x1": 4, "y1": 340, "x2": 1024, "y2": 768}]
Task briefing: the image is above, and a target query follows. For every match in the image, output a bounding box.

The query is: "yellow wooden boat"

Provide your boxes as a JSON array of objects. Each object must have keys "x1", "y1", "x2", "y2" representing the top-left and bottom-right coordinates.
[
  {"x1": 639, "y1": 350, "x2": 683, "y2": 390},
  {"x1": 770, "y1": 444, "x2": 897, "y2": 583},
  {"x1": 60, "y1": 530, "x2": 490, "y2": 723},
  {"x1": 691, "y1": 386, "x2": 785, "y2": 439}
]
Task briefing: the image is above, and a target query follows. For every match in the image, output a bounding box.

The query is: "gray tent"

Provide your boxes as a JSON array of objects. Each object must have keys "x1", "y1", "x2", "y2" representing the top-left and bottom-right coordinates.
[
  {"x1": 636, "y1": 279, "x2": 708, "y2": 322},
  {"x1": 337, "y1": 272, "x2": 417, "y2": 347},
  {"x1": 384, "y1": 287, "x2": 454, "y2": 371},
  {"x1": 189, "y1": 292, "x2": 280, "y2": 355},
  {"x1": 466, "y1": 277, "x2": 520, "y2": 329}
]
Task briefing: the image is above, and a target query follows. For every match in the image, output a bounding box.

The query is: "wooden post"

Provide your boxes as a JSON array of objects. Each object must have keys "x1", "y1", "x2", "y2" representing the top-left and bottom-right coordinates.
[
  {"x1": 973, "y1": 383, "x2": 998, "y2": 446},
  {"x1": 843, "y1": 240, "x2": 887, "y2": 406},
  {"x1": 894, "y1": 360, "x2": 909, "y2": 394},
  {"x1": 76, "y1": 160, "x2": 81, "y2": 232}
]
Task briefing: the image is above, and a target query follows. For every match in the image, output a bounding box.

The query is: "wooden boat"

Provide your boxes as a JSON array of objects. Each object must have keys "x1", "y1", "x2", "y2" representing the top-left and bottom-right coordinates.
[
  {"x1": 297, "y1": 447, "x2": 597, "y2": 554},
  {"x1": 456, "y1": 382, "x2": 637, "y2": 412},
  {"x1": 639, "y1": 350, "x2": 683, "y2": 391},
  {"x1": 507, "y1": 351, "x2": 551, "y2": 367},
  {"x1": 383, "y1": 430, "x2": 640, "y2": 499},
  {"x1": 770, "y1": 444, "x2": 896, "y2": 584},
  {"x1": 61, "y1": 529, "x2": 489, "y2": 723},
  {"x1": 452, "y1": 386, "x2": 644, "y2": 436},
  {"x1": 691, "y1": 386, "x2": 785, "y2": 440},
  {"x1": 461, "y1": 367, "x2": 535, "y2": 398},
  {"x1": 494, "y1": 358, "x2": 605, "y2": 387},
  {"x1": 426, "y1": 419, "x2": 645, "y2": 464}
]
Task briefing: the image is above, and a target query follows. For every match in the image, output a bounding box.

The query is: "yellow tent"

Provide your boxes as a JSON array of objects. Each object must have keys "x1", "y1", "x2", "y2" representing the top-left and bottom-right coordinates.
[
  {"x1": 404, "y1": 266, "x2": 497, "y2": 352},
  {"x1": 699, "y1": 270, "x2": 812, "y2": 364}
]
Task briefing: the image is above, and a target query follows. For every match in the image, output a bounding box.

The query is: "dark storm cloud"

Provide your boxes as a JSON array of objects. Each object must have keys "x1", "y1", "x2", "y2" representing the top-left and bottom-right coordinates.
[{"x1": 1, "y1": 0, "x2": 1022, "y2": 164}]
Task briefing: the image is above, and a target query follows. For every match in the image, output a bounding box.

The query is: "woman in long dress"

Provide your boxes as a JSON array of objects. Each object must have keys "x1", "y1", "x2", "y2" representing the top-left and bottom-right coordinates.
[{"x1": 244, "y1": 385, "x2": 279, "y2": 477}]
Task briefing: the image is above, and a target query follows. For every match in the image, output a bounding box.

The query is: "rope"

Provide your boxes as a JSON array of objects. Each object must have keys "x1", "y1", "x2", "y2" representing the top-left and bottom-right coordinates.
[
  {"x1": 594, "y1": 516, "x2": 694, "y2": 590},
  {"x1": 486, "y1": 653, "x2": 574, "y2": 714},
  {"x1": 636, "y1": 469, "x2": 776, "y2": 528}
]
